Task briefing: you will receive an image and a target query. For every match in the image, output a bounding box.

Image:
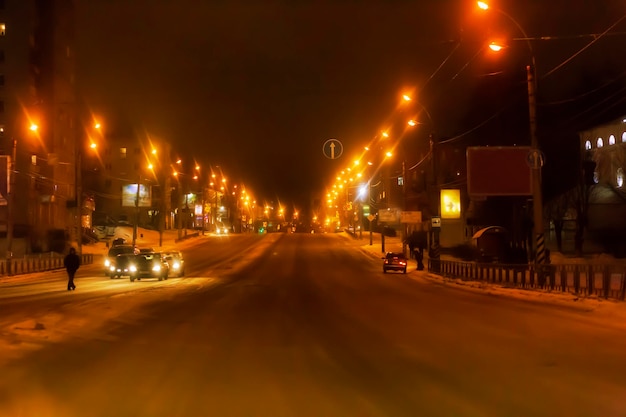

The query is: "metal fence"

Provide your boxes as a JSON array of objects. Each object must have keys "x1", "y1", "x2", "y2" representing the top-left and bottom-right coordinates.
[
  {"x1": 0, "y1": 254, "x2": 94, "y2": 276},
  {"x1": 428, "y1": 259, "x2": 626, "y2": 301}
]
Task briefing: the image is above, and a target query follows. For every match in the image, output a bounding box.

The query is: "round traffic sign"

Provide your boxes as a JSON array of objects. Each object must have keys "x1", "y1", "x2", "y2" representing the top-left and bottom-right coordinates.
[{"x1": 323, "y1": 139, "x2": 343, "y2": 160}]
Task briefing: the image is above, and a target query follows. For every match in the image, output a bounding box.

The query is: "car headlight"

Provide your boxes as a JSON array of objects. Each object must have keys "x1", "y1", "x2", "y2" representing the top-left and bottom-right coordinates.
[
  {"x1": 109, "y1": 265, "x2": 115, "y2": 271},
  {"x1": 152, "y1": 264, "x2": 161, "y2": 272},
  {"x1": 172, "y1": 262, "x2": 180, "y2": 270},
  {"x1": 130, "y1": 265, "x2": 137, "y2": 272}
]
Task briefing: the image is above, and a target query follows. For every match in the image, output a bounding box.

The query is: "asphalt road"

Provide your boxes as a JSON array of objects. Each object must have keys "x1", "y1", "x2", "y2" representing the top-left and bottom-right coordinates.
[{"x1": 1, "y1": 232, "x2": 625, "y2": 417}]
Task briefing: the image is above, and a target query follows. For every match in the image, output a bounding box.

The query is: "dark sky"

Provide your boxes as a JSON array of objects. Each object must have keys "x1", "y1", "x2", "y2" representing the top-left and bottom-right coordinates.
[{"x1": 75, "y1": 0, "x2": 626, "y2": 208}]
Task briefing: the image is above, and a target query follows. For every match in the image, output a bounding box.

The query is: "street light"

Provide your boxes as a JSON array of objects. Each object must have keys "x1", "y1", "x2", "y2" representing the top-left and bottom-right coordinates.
[
  {"x1": 478, "y1": 1, "x2": 546, "y2": 265},
  {"x1": 6, "y1": 123, "x2": 40, "y2": 266}
]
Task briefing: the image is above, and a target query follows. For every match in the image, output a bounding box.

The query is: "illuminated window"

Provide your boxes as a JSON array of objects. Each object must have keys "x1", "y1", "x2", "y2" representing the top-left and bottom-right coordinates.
[
  {"x1": 597, "y1": 138, "x2": 603, "y2": 148},
  {"x1": 623, "y1": 132, "x2": 626, "y2": 142},
  {"x1": 0, "y1": 24, "x2": 5, "y2": 36},
  {"x1": 609, "y1": 135, "x2": 616, "y2": 145},
  {"x1": 585, "y1": 140, "x2": 592, "y2": 150},
  {"x1": 120, "y1": 147, "x2": 127, "y2": 159},
  {"x1": 618, "y1": 168, "x2": 624, "y2": 188}
]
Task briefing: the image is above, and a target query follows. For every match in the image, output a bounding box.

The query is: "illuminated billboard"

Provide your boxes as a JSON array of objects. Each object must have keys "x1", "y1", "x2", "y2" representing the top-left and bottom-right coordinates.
[
  {"x1": 440, "y1": 189, "x2": 461, "y2": 219},
  {"x1": 122, "y1": 184, "x2": 152, "y2": 207}
]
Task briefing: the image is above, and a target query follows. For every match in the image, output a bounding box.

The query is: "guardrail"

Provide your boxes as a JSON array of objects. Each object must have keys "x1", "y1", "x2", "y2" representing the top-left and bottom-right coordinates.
[
  {"x1": 0, "y1": 254, "x2": 94, "y2": 276},
  {"x1": 428, "y1": 259, "x2": 626, "y2": 301}
]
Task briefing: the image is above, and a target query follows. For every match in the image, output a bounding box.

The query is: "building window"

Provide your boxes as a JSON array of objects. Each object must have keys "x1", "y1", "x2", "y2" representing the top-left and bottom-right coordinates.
[
  {"x1": 618, "y1": 168, "x2": 624, "y2": 188},
  {"x1": 622, "y1": 132, "x2": 626, "y2": 143},
  {"x1": 609, "y1": 135, "x2": 616, "y2": 145},
  {"x1": 0, "y1": 24, "x2": 5, "y2": 36},
  {"x1": 585, "y1": 140, "x2": 592, "y2": 150},
  {"x1": 120, "y1": 147, "x2": 127, "y2": 159},
  {"x1": 597, "y1": 138, "x2": 603, "y2": 148}
]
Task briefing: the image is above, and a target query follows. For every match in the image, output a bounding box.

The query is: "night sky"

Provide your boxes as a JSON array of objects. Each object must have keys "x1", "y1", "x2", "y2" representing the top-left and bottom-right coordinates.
[{"x1": 75, "y1": 0, "x2": 626, "y2": 209}]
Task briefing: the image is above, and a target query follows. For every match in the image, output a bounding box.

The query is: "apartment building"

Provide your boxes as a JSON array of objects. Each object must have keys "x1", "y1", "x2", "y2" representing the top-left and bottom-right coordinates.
[{"x1": 0, "y1": 0, "x2": 80, "y2": 254}]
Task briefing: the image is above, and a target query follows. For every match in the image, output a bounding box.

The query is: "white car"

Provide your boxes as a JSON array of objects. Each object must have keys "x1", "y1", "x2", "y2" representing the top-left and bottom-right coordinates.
[{"x1": 163, "y1": 251, "x2": 185, "y2": 277}]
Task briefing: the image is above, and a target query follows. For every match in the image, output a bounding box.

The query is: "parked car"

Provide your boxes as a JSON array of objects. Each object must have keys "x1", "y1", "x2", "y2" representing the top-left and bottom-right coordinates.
[
  {"x1": 108, "y1": 253, "x2": 136, "y2": 279},
  {"x1": 103, "y1": 245, "x2": 138, "y2": 275},
  {"x1": 163, "y1": 251, "x2": 185, "y2": 277},
  {"x1": 129, "y1": 252, "x2": 169, "y2": 282},
  {"x1": 382, "y1": 252, "x2": 407, "y2": 274}
]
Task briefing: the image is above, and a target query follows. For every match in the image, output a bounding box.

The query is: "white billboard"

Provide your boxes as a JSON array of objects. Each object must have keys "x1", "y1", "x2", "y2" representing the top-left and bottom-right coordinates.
[{"x1": 122, "y1": 184, "x2": 152, "y2": 207}]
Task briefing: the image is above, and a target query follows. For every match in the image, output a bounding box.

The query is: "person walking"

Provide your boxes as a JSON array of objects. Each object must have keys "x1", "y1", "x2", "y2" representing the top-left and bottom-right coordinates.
[{"x1": 64, "y1": 247, "x2": 80, "y2": 291}]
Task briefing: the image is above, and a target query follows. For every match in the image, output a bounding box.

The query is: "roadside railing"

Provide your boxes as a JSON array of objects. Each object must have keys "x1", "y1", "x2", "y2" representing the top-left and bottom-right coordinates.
[
  {"x1": 428, "y1": 259, "x2": 626, "y2": 301},
  {"x1": 0, "y1": 253, "x2": 94, "y2": 276}
]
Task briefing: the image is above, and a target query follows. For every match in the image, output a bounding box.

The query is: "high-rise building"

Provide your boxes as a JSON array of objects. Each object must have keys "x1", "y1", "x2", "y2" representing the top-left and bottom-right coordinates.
[{"x1": 0, "y1": 0, "x2": 79, "y2": 254}]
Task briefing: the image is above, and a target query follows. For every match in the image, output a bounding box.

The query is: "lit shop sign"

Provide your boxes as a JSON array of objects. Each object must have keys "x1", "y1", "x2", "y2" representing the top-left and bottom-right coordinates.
[{"x1": 440, "y1": 189, "x2": 461, "y2": 219}]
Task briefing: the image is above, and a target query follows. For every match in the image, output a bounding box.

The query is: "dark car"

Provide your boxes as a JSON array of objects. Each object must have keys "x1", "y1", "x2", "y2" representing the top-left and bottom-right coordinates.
[
  {"x1": 104, "y1": 245, "x2": 138, "y2": 275},
  {"x1": 108, "y1": 253, "x2": 136, "y2": 279},
  {"x1": 129, "y1": 252, "x2": 169, "y2": 282},
  {"x1": 382, "y1": 252, "x2": 407, "y2": 274},
  {"x1": 163, "y1": 251, "x2": 185, "y2": 277}
]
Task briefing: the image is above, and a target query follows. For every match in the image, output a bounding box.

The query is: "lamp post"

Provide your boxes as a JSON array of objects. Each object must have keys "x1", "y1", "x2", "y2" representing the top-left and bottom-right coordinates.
[
  {"x1": 6, "y1": 138, "x2": 17, "y2": 263},
  {"x1": 478, "y1": 1, "x2": 546, "y2": 265},
  {"x1": 7, "y1": 123, "x2": 39, "y2": 265},
  {"x1": 132, "y1": 174, "x2": 141, "y2": 248}
]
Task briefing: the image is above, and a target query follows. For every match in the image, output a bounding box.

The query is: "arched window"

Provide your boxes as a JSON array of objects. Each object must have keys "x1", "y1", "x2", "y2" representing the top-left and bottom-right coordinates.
[
  {"x1": 609, "y1": 135, "x2": 616, "y2": 145},
  {"x1": 585, "y1": 140, "x2": 592, "y2": 150},
  {"x1": 597, "y1": 138, "x2": 604, "y2": 148},
  {"x1": 618, "y1": 168, "x2": 624, "y2": 188},
  {"x1": 622, "y1": 132, "x2": 626, "y2": 142}
]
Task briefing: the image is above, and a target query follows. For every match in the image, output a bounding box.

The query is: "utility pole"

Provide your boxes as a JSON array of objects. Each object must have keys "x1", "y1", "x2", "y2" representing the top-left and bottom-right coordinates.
[
  {"x1": 527, "y1": 64, "x2": 545, "y2": 265},
  {"x1": 132, "y1": 176, "x2": 140, "y2": 247},
  {"x1": 6, "y1": 139, "x2": 17, "y2": 272},
  {"x1": 75, "y1": 143, "x2": 82, "y2": 254}
]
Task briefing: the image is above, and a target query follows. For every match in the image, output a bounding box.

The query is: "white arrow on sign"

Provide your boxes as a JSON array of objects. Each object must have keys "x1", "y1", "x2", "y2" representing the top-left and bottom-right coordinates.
[{"x1": 323, "y1": 139, "x2": 343, "y2": 160}]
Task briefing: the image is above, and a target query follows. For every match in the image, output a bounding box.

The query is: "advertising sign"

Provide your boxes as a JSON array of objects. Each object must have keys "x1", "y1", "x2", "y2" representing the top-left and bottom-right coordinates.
[
  {"x1": 122, "y1": 184, "x2": 152, "y2": 207},
  {"x1": 400, "y1": 211, "x2": 422, "y2": 224},
  {"x1": 467, "y1": 146, "x2": 532, "y2": 197},
  {"x1": 378, "y1": 209, "x2": 398, "y2": 223},
  {"x1": 440, "y1": 189, "x2": 461, "y2": 219}
]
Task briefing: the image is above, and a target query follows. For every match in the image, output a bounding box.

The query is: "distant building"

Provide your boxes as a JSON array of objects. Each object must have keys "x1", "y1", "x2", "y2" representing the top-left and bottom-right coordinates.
[
  {"x1": 579, "y1": 117, "x2": 626, "y2": 254},
  {"x1": 83, "y1": 133, "x2": 173, "y2": 234}
]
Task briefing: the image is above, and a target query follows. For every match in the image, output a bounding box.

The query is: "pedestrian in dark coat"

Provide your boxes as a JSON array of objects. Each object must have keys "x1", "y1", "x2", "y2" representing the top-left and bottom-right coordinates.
[{"x1": 64, "y1": 247, "x2": 80, "y2": 291}]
